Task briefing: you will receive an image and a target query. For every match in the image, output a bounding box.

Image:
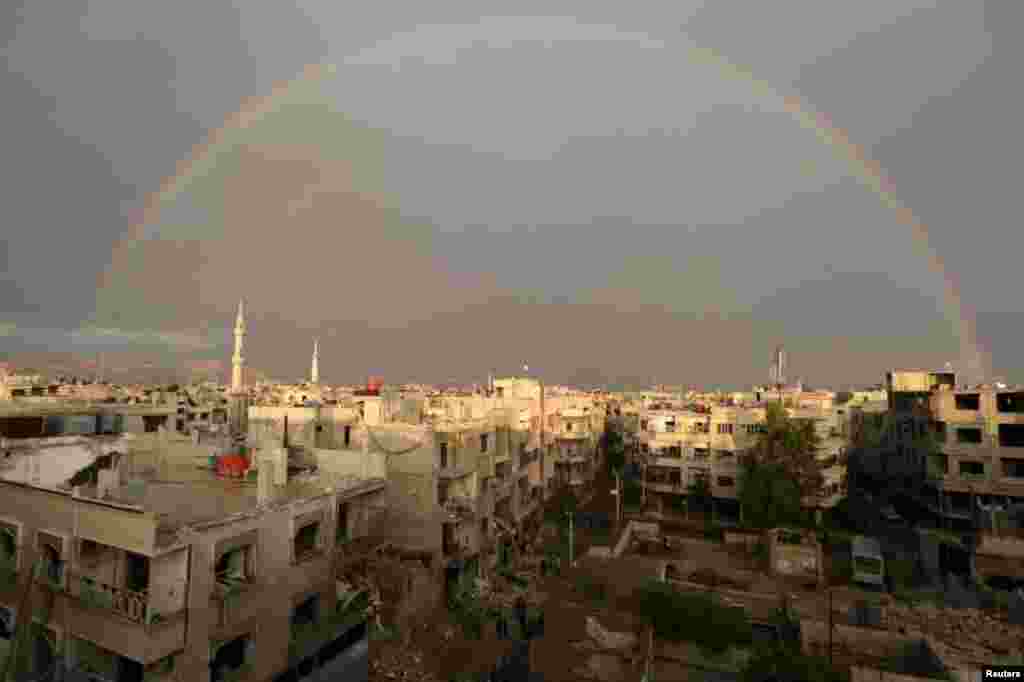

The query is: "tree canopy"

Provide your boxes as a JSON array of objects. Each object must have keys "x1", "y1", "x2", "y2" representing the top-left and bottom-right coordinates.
[
  {"x1": 738, "y1": 459, "x2": 803, "y2": 528},
  {"x1": 741, "y1": 401, "x2": 824, "y2": 510},
  {"x1": 633, "y1": 578, "x2": 751, "y2": 654}
]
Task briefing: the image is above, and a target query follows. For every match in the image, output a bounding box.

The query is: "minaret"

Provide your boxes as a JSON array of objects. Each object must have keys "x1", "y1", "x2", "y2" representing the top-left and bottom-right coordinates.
[
  {"x1": 231, "y1": 300, "x2": 246, "y2": 393},
  {"x1": 311, "y1": 338, "x2": 320, "y2": 385},
  {"x1": 229, "y1": 300, "x2": 248, "y2": 440}
]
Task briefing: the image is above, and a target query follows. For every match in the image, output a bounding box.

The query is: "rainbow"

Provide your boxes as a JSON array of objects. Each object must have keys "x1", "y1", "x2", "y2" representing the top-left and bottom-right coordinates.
[{"x1": 116, "y1": 45, "x2": 988, "y2": 380}]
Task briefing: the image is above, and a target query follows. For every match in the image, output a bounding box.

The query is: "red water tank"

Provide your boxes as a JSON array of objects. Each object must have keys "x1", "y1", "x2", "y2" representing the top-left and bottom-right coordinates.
[{"x1": 216, "y1": 454, "x2": 248, "y2": 478}]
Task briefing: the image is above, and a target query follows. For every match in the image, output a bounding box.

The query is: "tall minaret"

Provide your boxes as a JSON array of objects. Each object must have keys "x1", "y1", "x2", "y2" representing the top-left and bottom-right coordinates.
[
  {"x1": 311, "y1": 338, "x2": 320, "y2": 385},
  {"x1": 231, "y1": 300, "x2": 246, "y2": 393},
  {"x1": 229, "y1": 300, "x2": 248, "y2": 440}
]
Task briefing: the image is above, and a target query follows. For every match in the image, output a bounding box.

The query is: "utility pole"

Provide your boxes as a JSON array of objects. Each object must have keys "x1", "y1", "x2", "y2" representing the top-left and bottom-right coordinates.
[
  {"x1": 828, "y1": 587, "x2": 834, "y2": 664},
  {"x1": 567, "y1": 511, "x2": 574, "y2": 566}
]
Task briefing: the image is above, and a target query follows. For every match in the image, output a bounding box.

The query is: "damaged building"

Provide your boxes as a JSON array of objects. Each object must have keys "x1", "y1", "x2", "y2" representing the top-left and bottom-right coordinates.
[{"x1": 0, "y1": 404, "x2": 385, "y2": 682}]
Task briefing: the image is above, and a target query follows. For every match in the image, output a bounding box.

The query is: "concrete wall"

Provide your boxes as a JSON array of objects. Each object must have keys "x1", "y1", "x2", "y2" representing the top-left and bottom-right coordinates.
[
  {"x1": 313, "y1": 448, "x2": 386, "y2": 479},
  {"x1": 178, "y1": 494, "x2": 342, "y2": 682}
]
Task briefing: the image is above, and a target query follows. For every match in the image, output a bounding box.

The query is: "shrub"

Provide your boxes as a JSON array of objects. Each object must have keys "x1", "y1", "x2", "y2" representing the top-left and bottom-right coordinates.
[{"x1": 634, "y1": 579, "x2": 751, "y2": 653}]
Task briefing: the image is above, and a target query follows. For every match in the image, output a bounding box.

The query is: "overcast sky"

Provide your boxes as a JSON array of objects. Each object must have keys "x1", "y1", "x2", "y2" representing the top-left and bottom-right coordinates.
[{"x1": 1, "y1": 1, "x2": 1021, "y2": 387}]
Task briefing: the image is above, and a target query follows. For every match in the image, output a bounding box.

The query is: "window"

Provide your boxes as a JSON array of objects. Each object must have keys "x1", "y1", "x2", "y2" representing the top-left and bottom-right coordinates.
[
  {"x1": 480, "y1": 434, "x2": 488, "y2": 453},
  {"x1": 337, "y1": 504, "x2": 350, "y2": 543},
  {"x1": 36, "y1": 532, "x2": 65, "y2": 588},
  {"x1": 344, "y1": 425, "x2": 351, "y2": 448},
  {"x1": 291, "y1": 593, "x2": 321, "y2": 637},
  {"x1": 717, "y1": 423, "x2": 734, "y2": 435},
  {"x1": 959, "y1": 461, "x2": 984, "y2": 477},
  {"x1": 215, "y1": 545, "x2": 254, "y2": 588},
  {"x1": 210, "y1": 634, "x2": 253, "y2": 682},
  {"x1": 438, "y1": 483, "x2": 449, "y2": 505},
  {"x1": 566, "y1": 423, "x2": 573, "y2": 433},
  {"x1": 717, "y1": 476, "x2": 735, "y2": 487},
  {"x1": 294, "y1": 522, "x2": 322, "y2": 563},
  {"x1": 0, "y1": 523, "x2": 19, "y2": 573},
  {"x1": 956, "y1": 428, "x2": 983, "y2": 444},
  {"x1": 1003, "y1": 459, "x2": 1024, "y2": 479},
  {"x1": 955, "y1": 394, "x2": 980, "y2": 411},
  {"x1": 440, "y1": 443, "x2": 449, "y2": 469},
  {"x1": 999, "y1": 424, "x2": 1024, "y2": 448},
  {"x1": 997, "y1": 393, "x2": 1024, "y2": 414}
]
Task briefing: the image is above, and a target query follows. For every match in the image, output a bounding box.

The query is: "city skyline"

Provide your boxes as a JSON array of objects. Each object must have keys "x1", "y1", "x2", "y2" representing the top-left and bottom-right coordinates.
[{"x1": 3, "y1": 2, "x2": 1023, "y2": 386}]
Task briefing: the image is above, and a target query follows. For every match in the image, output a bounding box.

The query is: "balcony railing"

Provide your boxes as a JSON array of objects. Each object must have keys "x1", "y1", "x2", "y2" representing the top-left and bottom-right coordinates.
[
  {"x1": 67, "y1": 570, "x2": 187, "y2": 627},
  {"x1": 959, "y1": 471, "x2": 988, "y2": 482}
]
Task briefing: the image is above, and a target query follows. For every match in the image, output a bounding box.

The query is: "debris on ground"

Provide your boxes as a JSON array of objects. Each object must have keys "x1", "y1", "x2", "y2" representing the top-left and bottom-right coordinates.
[{"x1": 585, "y1": 615, "x2": 639, "y2": 651}]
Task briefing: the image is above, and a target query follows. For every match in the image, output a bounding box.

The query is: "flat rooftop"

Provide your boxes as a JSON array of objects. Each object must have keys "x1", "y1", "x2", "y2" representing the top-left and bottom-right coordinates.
[{"x1": 0, "y1": 432, "x2": 385, "y2": 545}]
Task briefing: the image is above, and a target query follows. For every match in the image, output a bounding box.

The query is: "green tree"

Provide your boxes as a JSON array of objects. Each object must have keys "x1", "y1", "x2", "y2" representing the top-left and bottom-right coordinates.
[
  {"x1": 687, "y1": 476, "x2": 713, "y2": 515},
  {"x1": 601, "y1": 423, "x2": 626, "y2": 475},
  {"x1": 744, "y1": 401, "x2": 824, "y2": 506},
  {"x1": 738, "y1": 458, "x2": 803, "y2": 529},
  {"x1": 634, "y1": 578, "x2": 751, "y2": 655},
  {"x1": 739, "y1": 600, "x2": 848, "y2": 682}
]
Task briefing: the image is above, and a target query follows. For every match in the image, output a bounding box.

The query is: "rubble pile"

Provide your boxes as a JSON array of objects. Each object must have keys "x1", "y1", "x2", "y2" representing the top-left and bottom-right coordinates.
[
  {"x1": 886, "y1": 604, "x2": 1024, "y2": 661},
  {"x1": 369, "y1": 648, "x2": 440, "y2": 682}
]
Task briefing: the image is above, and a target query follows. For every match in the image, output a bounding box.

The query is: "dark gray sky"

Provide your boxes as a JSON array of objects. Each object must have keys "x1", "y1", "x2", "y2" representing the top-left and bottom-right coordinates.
[{"x1": 1, "y1": 1, "x2": 1021, "y2": 387}]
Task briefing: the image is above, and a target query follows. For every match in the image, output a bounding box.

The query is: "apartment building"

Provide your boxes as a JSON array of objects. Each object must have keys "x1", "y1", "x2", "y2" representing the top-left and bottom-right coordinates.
[
  {"x1": 635, "y1": 406, "x2": 764, "y2": 516},
  {"x1": 879, "y1": 370, "x2": 1024, "y2": 522},
  {"x1": 635, "y1": 401, "x2": 850, "y2": 516},
  {"x1": 0, "y1": 405, "x2": 384, "y2": 682},
  {"x1": 547, "y1": 406, "x2": 601, "y2": 490}
]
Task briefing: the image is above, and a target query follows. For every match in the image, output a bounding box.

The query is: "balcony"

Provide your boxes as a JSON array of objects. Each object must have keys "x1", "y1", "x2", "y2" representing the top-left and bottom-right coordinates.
[
  {"x1": 67, "y1": 573, "x2": 187, "y2": 664},
  {"x1": 959, "y1": 471, "x2": 988, "y2": 482}
]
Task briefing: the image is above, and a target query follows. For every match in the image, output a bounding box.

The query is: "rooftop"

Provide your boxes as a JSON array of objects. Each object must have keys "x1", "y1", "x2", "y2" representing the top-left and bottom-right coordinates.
[{"x1": 0, "y1": 430, "x2": 385, "y2": 547}]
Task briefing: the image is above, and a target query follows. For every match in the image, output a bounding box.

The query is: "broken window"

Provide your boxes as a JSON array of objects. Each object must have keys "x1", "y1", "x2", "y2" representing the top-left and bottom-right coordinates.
[
  {"x1": 142, "y1": 415, "x2": 167, "y2": 433},
  {"x1": 215, "y1": 546, "x2": 253, "y2": 588},
  {"x1": 36, "y1": 533, "x2": 64, "y2": 588},
  {"x1": 955, "y1": 394, "x2": 981, "y2": 411},
  {"x1": 293, "y1": 522, "x2": 321, "y2": 563},
  {"x1": 959, "y1": 461, "x2": 984, "y2": 477},
  {"x1": 344, "y1": 425, "x2": 352, "y2": 447},
  {"x1": 1, "y1": 525, "x2": 18, "y2": 573},
  {"x1": 999, "y1": 424, "x2": 1024, "y2": 448},
  {"x1": 480, "y1": 434, "x2": 488, "y2": 453},
  {"x1": 1002, "y1": 459, "x2": 1024, "y2": 479},
  {"x1": 125, "y1": 553, "x2": 149, "y2": 593},
  {"x1": 440, "y1": 443, "x2": 449, "y2": 469},
  {"x1": 291, "y1": 594, "x2": 320, "y2": 633},
  {"x1": 997, "y1": 393, "x2": 1024, "y2": 414},
  {"x1": 210, "y1": 634, "x2": 253, "y2": 682},
  {"x1": 956, "y1": 428, "x2": 983, "y2": 444}
]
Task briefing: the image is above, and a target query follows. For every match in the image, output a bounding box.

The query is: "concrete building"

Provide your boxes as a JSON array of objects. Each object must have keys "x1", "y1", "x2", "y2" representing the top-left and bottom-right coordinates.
[
  {"x1": 0, "y1": 403, "x2": 384, "y2": 682},
  {"x1": 635, "y1": 401, "x2": 850, "y2": 516},
  {"x1": 873, "y1": 370, "x2": 1024, "y2": 522}
]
